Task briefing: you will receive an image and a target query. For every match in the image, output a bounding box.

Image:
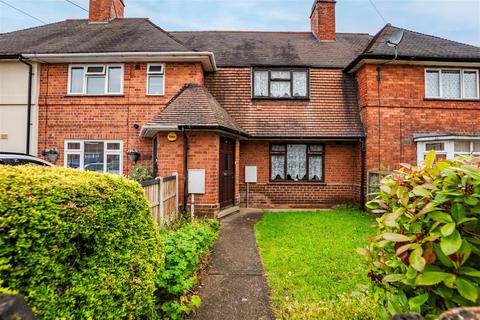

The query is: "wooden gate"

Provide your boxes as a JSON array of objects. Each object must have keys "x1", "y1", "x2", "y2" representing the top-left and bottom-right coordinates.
[{"x1": 141, "y1": 174, "x2": 179, "y2": 227}]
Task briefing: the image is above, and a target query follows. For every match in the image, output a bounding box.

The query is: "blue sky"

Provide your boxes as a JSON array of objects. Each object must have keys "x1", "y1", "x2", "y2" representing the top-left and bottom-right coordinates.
[{"x1": 1, "y1": 0, "x2": 479, "y2": 46}]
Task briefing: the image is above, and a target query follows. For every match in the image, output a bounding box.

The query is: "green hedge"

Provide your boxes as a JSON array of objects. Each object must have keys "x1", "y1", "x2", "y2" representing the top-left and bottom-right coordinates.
[
  {"x1": 157, "y1": 219, "x2": 220, "y2": 319},
  {"x1": 0, "y1": 166, "x2": 164, "y2": 319}
]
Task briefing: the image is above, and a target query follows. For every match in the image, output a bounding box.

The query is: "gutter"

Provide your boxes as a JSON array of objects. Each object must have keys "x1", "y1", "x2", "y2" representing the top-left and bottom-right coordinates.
[
  {"x1": 344, "y1": 54, "x2": 480, "y2": 73},
  {"x1": 18, "y1": 56, "x2": 33, "y2": 155},
  {"x1": 181, "y1": 127, "x2": 189, "y2": 211},
  {"x1": 360, "y1": 138, "x2": 366, "y2": 210}
]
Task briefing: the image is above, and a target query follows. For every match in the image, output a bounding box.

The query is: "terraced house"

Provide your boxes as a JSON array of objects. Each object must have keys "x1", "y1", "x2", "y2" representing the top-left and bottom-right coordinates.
[{"x1": 0, "y1": 0, "x2": 479, "y2": 216}]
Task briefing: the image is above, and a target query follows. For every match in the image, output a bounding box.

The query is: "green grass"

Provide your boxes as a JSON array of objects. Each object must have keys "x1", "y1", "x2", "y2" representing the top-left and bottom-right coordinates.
[{"x1": 255, "y1": 209, "x2": 382, "y2": 319}]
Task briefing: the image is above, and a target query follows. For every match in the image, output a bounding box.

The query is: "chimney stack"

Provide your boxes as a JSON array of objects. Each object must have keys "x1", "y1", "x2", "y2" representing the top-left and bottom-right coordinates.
[
  {"x1": 310, "y1": 0, "x2": 336, "y2": 41},
  {"x1": 89, "y1": 0, "x2": 125, "y2": 22}
]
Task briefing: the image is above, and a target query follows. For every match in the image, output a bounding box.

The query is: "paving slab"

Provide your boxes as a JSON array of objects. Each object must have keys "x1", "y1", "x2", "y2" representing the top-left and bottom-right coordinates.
[{"x1": 194, "y1": 209, "x2": 275, "y2": 320}]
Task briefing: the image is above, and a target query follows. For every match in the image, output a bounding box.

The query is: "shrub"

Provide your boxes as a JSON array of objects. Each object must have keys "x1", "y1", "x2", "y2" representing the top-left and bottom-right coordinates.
[
  {"x1": 0, "y1": 166, "x2": 164, "y2": 319},
  {"x1": 360, "y1": 151, "x2": 480, "y2": 319},
  {"x1": 157, "y1": 219, "x2": 219, "y2": 319},
  {"x1": 128, "y1": 164, "x2": 154, "y2": 182}
]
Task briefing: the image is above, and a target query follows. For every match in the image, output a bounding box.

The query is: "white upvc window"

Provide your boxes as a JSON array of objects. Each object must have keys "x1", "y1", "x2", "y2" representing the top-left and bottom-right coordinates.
[
  {"x1": 425, "y1": 68, "x2": 479, "y2": 99},
  {"x1": 417, "y1": 138, "x2": 480, "y2": 164},
  {"x1": 64, "y1": 140, "x2": 123, "y2": 174},
  {"x1": 146, "y1": 63, "x2": 165, "y2": 95},
  {"x1": 68, "y1": 64, "x2": 124, "y2": 95}
]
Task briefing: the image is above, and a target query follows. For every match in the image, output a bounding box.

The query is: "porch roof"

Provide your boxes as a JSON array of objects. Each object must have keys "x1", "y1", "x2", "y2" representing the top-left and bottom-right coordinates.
[{"x1": 141, "y1": 84, "x2": 247, "y2": 137}]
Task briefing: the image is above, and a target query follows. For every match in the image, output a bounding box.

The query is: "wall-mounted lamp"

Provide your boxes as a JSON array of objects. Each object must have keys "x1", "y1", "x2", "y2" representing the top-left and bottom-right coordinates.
[{"x1": 127, "y1": 148, "x2": 141, "y2": 164}]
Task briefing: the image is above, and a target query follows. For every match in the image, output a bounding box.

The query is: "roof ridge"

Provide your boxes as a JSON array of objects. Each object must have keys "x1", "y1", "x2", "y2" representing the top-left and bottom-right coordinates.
[
  {"x1": 200, "y1": 86, "x2": 243, "y2": 130},
  {"x1": 362, "y1": 23, "x2": 391, "y2": 54},
  {"x1": 144, "y1": 19, "x2": 193, "y2": 51},
  {"x1": 159, "y1": 83, "x2": 192, "y2": 114},
  {"x1": 0, "y1": 19, "x2": 68, "y2": 36}
]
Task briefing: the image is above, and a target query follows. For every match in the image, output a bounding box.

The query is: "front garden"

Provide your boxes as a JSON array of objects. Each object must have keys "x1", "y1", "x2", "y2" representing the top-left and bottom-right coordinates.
[{"x1": 0, "y1": 165, "x2": 218, "y2": 319}]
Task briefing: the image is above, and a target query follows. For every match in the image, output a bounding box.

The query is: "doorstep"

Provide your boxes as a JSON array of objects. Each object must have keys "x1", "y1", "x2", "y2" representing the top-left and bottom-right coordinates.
[{"x1": 217, "y1": 206, "x2": 240, "y2": 219}]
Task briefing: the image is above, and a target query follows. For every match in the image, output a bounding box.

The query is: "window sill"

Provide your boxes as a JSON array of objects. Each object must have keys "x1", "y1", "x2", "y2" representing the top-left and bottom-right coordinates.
[
  {"x1": 146, "y1": 94, "x2": 165, "y2": 97},
  {"x1": 251, "y1": 97, "x2": 310, "y2": 101},
  {"x1": 65, "y1": 94, "x2": 125, "y2": 97},
  {"x1": 267, "y1": 181, "x2": 326, "y2": 185},
  {"x1": 424, "y1": 97, "x2": 480, "y2": 102}
]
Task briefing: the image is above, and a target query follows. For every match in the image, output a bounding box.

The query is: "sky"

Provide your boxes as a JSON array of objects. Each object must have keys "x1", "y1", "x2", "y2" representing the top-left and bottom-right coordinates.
[{"x1": 0, "y1": 0, "x2": 479, "y2": 46}]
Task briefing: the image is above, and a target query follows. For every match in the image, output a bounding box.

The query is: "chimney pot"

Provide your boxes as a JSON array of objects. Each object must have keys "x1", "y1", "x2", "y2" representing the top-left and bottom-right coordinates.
[
  {"x1": 310, "y1": 0, "x2": 336, "y2": 41},
  {"x1": 89, "y1": 0, "x2": 125, "y2": 22}
]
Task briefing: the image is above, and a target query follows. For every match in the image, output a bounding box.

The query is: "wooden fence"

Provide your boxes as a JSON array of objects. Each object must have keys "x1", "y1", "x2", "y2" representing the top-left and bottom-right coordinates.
[{"x1": 141, "y1": 174, "x2": 179, "y2": 227}]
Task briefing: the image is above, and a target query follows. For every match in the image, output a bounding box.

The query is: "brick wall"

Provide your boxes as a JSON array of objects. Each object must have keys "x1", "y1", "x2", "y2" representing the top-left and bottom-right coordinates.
[
  {"x1": 37, "y1": 62, "x2": 204, "y2": 174},
  {"x1": 239, "y1": 140, "x2": 361, "y2": 208},
  {"x1": 357, "y1": 64, "x2": 480, "y2": 171}
]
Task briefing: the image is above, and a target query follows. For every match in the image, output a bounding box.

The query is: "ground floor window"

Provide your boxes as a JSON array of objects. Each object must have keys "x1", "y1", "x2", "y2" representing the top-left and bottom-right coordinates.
[
  {"x1": 270, "y1": 143, "x2": 324, "y2": 182},
  {"x1": 64, "y1": 140, "x2": 123, "y2": 174},
  {"x1": 417, "y1": 139, "x2": 480, "y2": 163}
]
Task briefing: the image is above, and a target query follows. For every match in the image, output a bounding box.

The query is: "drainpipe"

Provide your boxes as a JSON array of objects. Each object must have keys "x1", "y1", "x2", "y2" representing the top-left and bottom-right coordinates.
[
  {"x1": 181, "y1": 127, "x2": 189, "y2": 211},
  {"x1": 360, "y1": 138, "x2": 367, "y2": 210},
  {"x1": 19, "y1": 56, "x2": 33, "y2": 155}
]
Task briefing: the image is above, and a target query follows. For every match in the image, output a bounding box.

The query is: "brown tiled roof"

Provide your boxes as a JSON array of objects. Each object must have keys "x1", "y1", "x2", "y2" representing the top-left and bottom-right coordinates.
[
  {"x1": 149, "y1": 84, "x2": 247, "y2": 135},
  {"x1": 206, "y1": 69, "x2": 365, "y2": 138},
  {"x1": 0, "y1": 18, "x2": 190, "y2": 55},
  {"x1": 345, "y1": 24, "x2": 480, "y2": 71},
  {"x1": 170, "y1": 31, "x2": 373, "y2": 68}
]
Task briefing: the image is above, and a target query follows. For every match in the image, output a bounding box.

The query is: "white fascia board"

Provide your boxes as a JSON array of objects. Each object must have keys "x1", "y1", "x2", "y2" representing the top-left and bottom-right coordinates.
[
  {"x1": 347, "y1": 59, "x2": 480, "y2": 73},
  {"x1": 23, "y1": 52, "x2": 217, "y2": 71},
  {"x1": 414, "y1": 135, "x2": 480, "y2": 142},
  {"x1": 140, "y1": 124, "x2": 179, "y2": 138}
]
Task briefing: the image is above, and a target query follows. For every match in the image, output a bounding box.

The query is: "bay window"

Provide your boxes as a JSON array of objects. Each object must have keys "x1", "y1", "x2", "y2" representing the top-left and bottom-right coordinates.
[
  {"x1": 253, "y1": 68, "x2": 309, "y2": 99},
  {"x1": 417, "y1": 139, "x2": 480, "y2": 163},
  {"x1": 64, "y1": 140, "x2": 123, "y2": 174},
  {"x1": 425, "y1": 68, "x2": 479, "y2": 99},
  {"x1": 270, "y1": 144, "x2": 323, "y2": 182},
  {"x1": 68, "y1": 64, "x2": 123, "y2": 95}
]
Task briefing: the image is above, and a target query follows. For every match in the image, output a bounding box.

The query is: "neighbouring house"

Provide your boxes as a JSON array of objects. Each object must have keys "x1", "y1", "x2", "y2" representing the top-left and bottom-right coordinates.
[{"x1": 0, "y1": 0, "x2": 479, "y2": 217}]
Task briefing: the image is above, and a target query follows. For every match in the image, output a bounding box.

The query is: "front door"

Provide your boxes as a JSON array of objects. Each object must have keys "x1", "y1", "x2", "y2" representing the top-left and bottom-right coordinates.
[{"x1": 219, "y1": 137, "x2": 235, "y2": 208}]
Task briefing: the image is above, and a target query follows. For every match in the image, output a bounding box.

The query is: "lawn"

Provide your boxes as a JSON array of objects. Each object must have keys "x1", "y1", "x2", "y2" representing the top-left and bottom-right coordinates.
[{"x1": 255, "y1": 209, "x2": 382, "y2": 319}]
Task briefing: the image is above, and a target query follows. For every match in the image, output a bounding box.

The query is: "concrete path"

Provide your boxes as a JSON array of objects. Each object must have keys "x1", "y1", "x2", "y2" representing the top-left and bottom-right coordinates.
[{"x1": 194, "y1": 209, "x2": 275, "y2": 320}]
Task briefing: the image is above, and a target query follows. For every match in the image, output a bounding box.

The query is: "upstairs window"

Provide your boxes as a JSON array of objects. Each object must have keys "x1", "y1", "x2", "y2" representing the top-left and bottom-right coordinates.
[
  {"x1": 147, "y1": 64, "x2": 165, "y2": 95},
  {"x1": 425, "y1": 69, "x2": 479, "y2": 99},
  {"x1": 252, "y1": 69, "x2": 309, "y2": 99},
  {"x1": 68, "y1": 65, "x2": 123, "y2": 95},
  {"x1": 270, "y1": 144, "x2": 323, "y2": 182}
]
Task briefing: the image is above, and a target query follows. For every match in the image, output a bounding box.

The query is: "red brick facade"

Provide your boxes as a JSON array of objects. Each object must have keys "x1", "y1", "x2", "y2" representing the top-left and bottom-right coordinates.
[
  {"x1": 357, "y1": 64, "x2": 480, "y2": 171},
  {"x1": 37, "y1": 62, "x2": 204, "y2": 173}
]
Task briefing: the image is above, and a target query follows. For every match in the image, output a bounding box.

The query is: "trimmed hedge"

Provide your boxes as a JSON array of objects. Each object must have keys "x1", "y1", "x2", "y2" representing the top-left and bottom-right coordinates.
[
  {"x1": 0, "y1": 166, "x2": 164, "y2": 319},
  {"x1": 157, "y1": 219, "x2": 220, "y2": 319}
]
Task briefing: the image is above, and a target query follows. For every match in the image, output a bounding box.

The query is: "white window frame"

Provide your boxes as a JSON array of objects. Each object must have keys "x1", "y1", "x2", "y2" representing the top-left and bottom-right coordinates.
[
  {"x1": 416, "y1": 137, "x2": 480, "y2": 164},
  {"x1": 67, "y1": 64, "x2": 124, "y2": 95},
  {"x1": 64, "y1": 140, "x2": 123, "y2": 174},
  {"x1": 146, "y1": 63, "x2": 165, "y2": 96},
  {"x1": 424, "y1": 68, "x2": 479, "y2": 100}
]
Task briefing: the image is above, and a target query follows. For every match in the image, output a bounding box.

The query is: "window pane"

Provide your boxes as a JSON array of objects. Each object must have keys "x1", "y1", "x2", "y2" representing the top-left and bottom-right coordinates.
[
  {"x1": 473, "y1": 142, "x2": 480, "y2": 153},
  {"x1": 464, "y1": 71, "x2": 478, "y2": 98},
  {"x1": 308, "y1": 145, "x2": 323, "y2": 153},
  {"x1": 287, "y1": 144, "x2": 307, "y2": 181},
  {"x1": 67, "y1": 154, "x2": 80, "y2": 169},
  {"x1": 271, "y1": 154, "x2": 285, "y2": 180},
  {"x1": 84, "y1": 141, "x2": 104, "y2": 172},
  {"x1": 270, "y1": 81, "x2": 291, "y2": 98},
  {"x1": 86, "y1": 66, "x2": 105, "y2": 74},
  {"x1": 425, "y1": 142, "x2": 444, "y2": 151},
  {"x1": 70, "y1": 67, "x2": 84, "y2": 93},
  {"x1": 67, "y1": 142, "x2": 80, "y2": 150},
  {"x1": 107, "y1": 154, "x2": 120, "y2": 175},
  {"x1": 253, "y1": 71, "x2": 268, "y2": 97},
  {"x1": 148, "y1": 65, "x2": 163, "y2": 73},
  {"x1": 86, "y1": 76, "x2": 105, "y2": 95},
  {"x1": 108, "y1": 67, "x2": 122, "y2": 93},
  {"x1": 425, "y1": 70, "x2": 439, "y2": 97},
  {"x1": 271, "y1": 71, "x2": 290, "y2": 80},
  {"x1": 107, "y1": 142, "x2": 121, "y2": 150},
  {"x1": 442, "y1": 70, "x2": 461, "y2": 98},
  {"x1": 292, "y1": 72, "x2": 307, "y2": 97},
  {"x1": 271, "y1": 144, "x2": 286, "y2": 152},
  {"x1": 454, "y1": 141, "x2": 470, "y2": 153},
  {"x1": 148, "y1": 75, "x2": 164, "y2": 95},
  {"x1": 309, "y1": 155, "x2": 323, "y2": 180}
]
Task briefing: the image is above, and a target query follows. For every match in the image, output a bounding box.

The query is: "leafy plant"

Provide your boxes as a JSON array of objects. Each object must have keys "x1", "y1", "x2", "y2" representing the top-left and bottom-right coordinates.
[
  {"x1": 156, "y1": 219, "x2": 219, "y2": 319},
  {"x1": 359, "y1": 151, "x2": 480, "y2": 319},
  {"x1": 128, "y1": 164, "x2": 154, "y2": 182},
  {"x1": 0, "y1": 166, "x2": 164, "y2": 319}
]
